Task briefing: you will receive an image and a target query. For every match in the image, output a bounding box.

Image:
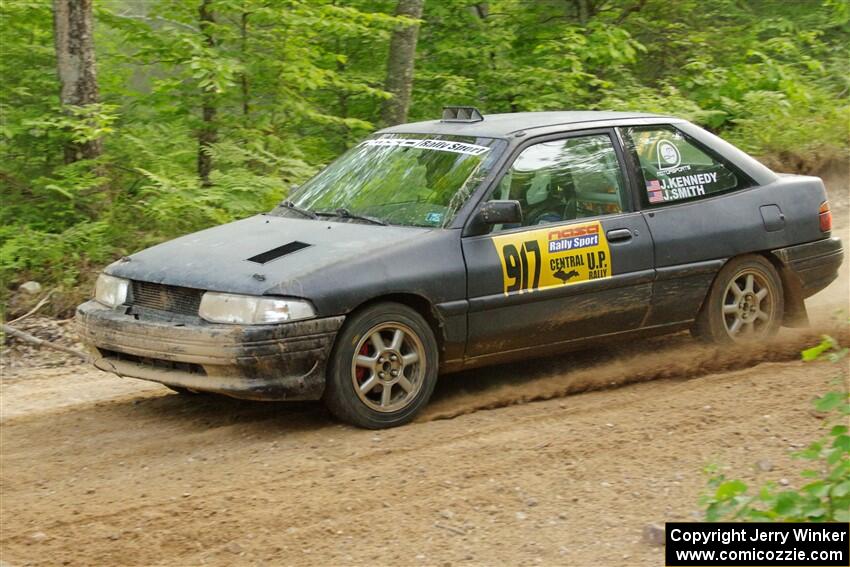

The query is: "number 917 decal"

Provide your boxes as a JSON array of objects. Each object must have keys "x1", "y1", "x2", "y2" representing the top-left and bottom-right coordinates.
[{"x1": 491, "y1": 221, "x2": 612, "y2": 294}]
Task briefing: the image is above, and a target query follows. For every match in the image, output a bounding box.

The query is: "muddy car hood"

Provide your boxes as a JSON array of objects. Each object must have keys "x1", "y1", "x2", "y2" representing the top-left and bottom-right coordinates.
[{"x1": 106, "y1": 214, "x2": 431, "y2": 298}]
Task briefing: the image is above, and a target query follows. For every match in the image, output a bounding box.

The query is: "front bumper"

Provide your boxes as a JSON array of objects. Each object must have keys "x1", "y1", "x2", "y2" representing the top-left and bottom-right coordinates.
[
  {"x1": 76, "y1": 301, "x2": 344, "y2": 400},
  {"x1": 772, "y1": 236, "x2": 843, "y2": 298}
]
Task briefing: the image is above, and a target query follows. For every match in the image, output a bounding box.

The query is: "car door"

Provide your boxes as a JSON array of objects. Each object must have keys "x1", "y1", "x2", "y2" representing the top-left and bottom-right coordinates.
[
  {"x1": 462, "y1": 129, "x2": 655, "y2": 359},
  {"x1": 618, "y1": 124, "x2": 767, "y2": 326}
]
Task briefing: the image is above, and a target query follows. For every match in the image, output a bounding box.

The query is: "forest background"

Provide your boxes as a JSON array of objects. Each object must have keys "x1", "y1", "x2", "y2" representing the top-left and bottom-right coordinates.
[{"x1": 1, "y1": 0, "x2": 848, "y2": 315}]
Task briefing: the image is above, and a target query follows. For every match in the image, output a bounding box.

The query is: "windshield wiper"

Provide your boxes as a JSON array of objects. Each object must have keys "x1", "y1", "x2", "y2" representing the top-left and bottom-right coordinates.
[
  {"x1": 278, "y1": 200, "x2": 317, "y2": 219},
  {"x1": 316, "y1": 208, "x2": 388, "y2": 226}
]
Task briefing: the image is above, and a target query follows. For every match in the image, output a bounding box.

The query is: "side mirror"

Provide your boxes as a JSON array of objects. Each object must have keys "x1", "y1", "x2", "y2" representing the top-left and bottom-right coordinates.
[
  {"x1": 466, "y1": 200, "x2": 523, "y2": 236},
  {"x1": 477, "y1": 200, "x2": 523, "y2": 225}
]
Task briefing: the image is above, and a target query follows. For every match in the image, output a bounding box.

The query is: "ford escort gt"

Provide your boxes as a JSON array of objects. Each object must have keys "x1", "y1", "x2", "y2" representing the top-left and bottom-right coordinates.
[{"x1": 77, "y1": 107, "x2": 844, "y2": 428}]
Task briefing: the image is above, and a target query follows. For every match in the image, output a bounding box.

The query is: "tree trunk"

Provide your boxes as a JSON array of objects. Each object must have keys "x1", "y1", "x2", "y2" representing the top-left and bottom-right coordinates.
[
  {"x1": 198, "y1": 0, "x2": 217, "y2": 187},
  {"x1": 470, "y1": 2, "x2": 488, "y2": 19},
  {"x1": 53, "y1": 0, "x2": 101, "y2": 163},
  {"x1": 575, "y1": 0, "x2": 592, "y2": 25},
  {"x1": 380, "y1": 0, "x2": 424, "y2": 127},
  {"x1": 240, "y1": 10, "x2": 249, "y2": 116}
]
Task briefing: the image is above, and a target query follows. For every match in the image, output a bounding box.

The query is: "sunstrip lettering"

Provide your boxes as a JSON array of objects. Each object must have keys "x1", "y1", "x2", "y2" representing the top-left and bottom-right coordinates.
[{"x1": 362, "y1": 138, "x2": 490, "y2": 156}]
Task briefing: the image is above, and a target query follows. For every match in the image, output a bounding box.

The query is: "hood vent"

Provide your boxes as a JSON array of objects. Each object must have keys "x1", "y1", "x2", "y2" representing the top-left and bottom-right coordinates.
[{"x1": 247, "y1": 241, "x2": 311, "y2": 264}]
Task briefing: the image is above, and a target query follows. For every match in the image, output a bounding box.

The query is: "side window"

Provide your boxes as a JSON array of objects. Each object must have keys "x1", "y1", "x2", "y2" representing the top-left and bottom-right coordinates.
[
  {"x1": 622, "y1": 126, "x2": 748, "y2": 205},
  {"x1": 490, "y1": 134, "x2": 628, "y2": 231}
]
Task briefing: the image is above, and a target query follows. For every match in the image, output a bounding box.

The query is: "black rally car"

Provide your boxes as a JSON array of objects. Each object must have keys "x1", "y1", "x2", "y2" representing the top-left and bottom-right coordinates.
[{"x1": 77, "y1": 108, "x2": 843, "y2": 428}]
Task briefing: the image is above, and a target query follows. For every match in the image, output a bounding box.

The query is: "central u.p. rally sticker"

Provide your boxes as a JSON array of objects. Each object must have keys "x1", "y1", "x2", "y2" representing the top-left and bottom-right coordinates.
[{"x1": 491, "y1": 221, "x2": 612, "y2": 294}]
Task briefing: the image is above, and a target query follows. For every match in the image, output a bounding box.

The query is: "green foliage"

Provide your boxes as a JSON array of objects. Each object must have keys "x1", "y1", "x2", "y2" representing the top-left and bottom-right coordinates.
[
  {"x1": 0, "y1": 0, "x2": 398, "y2": 308},
  {"x1": 412, "y1": 0, "x2": 849, "y2": 164},
  {"x1": 1, "y1": 0, "x2": 848, "y2": 312},
  {"x1": 802, "y1": 335, "x2": 849, "y2": 362},
  {"x1": 25, "y1": 103, "x2": 120, "y2": 147},
  {"x1": 701, "y1": 337, "x2": 850, "y2": 522}
]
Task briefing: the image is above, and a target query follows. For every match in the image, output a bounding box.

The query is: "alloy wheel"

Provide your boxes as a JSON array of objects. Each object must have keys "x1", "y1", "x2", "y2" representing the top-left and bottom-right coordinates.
[
  {"x1": 722, "y1": 269, "x2": 775, "y2": 340},
  {"x1": 350, "y1": 322, "x2": 426, "y2": 413}
]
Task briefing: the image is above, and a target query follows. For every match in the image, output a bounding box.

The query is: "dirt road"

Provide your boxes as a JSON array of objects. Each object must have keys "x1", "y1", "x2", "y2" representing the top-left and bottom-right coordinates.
[
  {"x1": 1, "y1": 332, "x2": 847, "y2": 567},
  {"x1": 1, "y1": 186, "x2": 847, "y2": 566}
]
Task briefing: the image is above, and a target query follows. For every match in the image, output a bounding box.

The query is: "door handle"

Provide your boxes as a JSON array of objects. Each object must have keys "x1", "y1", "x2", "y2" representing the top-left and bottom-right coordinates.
[{"x1": 606, "y1": 229, "x2": 632, "y2": 242}]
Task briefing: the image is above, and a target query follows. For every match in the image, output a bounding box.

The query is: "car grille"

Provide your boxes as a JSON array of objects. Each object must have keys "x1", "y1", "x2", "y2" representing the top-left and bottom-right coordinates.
[
  {"x1": 130, "y1": 281, "x2": 203, "y2": 316},
  {"x1": 99, "y1": 349, "x2": 206, "y2": 375}
]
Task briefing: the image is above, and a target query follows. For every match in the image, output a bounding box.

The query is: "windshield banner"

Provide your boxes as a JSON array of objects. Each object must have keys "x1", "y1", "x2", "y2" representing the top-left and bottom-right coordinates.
[{"x1": 363, "y1": 138, "x2": 490, "y2": 156}]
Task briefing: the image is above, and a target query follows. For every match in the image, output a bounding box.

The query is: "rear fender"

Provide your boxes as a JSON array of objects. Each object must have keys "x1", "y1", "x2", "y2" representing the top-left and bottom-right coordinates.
[
  {"x1": 692, "y1": 253, "x2": 809, "y2": 329},
  {"x1": 767, "y1": 255, "x2": 809, "y2": 328}
]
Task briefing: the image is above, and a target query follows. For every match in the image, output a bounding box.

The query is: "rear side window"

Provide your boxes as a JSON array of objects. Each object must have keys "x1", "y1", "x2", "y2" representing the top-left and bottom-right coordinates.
[{"x1": 622, "y1": 126, "x2": 748, "y2": 206}]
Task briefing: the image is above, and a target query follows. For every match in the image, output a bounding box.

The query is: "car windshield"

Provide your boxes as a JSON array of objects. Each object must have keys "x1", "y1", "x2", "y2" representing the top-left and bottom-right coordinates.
[{"x1": 281, "y1": 134, "x2": 506, "y2": 227}]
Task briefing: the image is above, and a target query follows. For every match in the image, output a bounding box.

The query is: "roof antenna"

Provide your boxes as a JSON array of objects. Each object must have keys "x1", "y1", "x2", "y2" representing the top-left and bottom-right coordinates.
[{"x1": 441, "y1": 106, "x2": 484, "y2": 123}]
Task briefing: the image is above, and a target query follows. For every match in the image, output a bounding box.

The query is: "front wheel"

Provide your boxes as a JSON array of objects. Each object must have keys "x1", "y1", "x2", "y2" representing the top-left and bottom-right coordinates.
[
  {"x1": 322, "y1": 302, "x2": 439, "y2": 429},
  {"x1": 692, "y1": 254, "x2": 784, "y2": 344}
]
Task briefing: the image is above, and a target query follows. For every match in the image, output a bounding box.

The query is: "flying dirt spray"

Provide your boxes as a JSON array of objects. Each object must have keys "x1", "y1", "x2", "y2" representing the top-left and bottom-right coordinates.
[{"x1": 418, "y1": 325, "x2": 850, "y2": 422}]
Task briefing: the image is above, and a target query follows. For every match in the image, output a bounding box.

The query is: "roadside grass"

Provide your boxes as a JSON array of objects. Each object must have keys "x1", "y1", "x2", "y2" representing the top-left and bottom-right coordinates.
[{"x1": 701, "y1": 333, "x2": 850, "y2": 522}]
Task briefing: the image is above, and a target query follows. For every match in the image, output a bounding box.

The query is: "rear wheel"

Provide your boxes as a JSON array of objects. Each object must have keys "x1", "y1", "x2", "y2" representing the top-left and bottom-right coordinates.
[
  {"x1": 693, "y1": 255, "x2": 784, "y2": 344},
  {"x1": 323, "y1": 302, "x2": 438, "y2": 429}
]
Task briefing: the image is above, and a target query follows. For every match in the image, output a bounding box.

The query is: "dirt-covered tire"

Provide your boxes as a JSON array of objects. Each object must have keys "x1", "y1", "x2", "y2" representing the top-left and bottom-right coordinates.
[
  {"x1": 322, "y1": 302, "x2": 439, "y2": 429},
  {"x1": 692, "y1": 254, "x2": 784, "y2": 344}
]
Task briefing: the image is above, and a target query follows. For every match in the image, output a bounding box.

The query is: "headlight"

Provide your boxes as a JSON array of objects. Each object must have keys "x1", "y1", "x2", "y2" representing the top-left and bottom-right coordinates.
[
  {"x1": 198, "y1": 292, "x2": 316, "y2": 324},
  {"x1": 94, "y1": 273, "x2": 129, "y2": 308}
]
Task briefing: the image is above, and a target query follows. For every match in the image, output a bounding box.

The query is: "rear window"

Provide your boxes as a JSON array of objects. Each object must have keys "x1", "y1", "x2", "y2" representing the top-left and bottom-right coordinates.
[{"x1": 622, "y1": 126, "x2": 749, "y2": 206}]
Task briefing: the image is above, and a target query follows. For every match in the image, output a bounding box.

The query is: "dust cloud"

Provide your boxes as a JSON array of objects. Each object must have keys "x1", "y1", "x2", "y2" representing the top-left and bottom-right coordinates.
[{"x1": 419, "y1": 325, "x2": 849, "y2": 422}]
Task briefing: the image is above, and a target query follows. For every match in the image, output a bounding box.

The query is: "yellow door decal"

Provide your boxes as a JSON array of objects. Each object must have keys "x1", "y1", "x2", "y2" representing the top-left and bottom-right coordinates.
[{"x1": 491, "y1": 221, "x2": 612, "y2": 295}]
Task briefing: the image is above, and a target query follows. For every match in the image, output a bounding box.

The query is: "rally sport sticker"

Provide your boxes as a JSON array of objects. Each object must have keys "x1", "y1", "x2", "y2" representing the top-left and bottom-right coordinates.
[{"x1": 490, "y1": 221, "x2": 612, "y2": 295}]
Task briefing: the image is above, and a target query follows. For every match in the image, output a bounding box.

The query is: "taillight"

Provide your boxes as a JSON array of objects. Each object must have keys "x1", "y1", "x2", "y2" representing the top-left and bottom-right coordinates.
[{"x1": 819, "y1": 201, "x2": 832, "y2": 232}]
